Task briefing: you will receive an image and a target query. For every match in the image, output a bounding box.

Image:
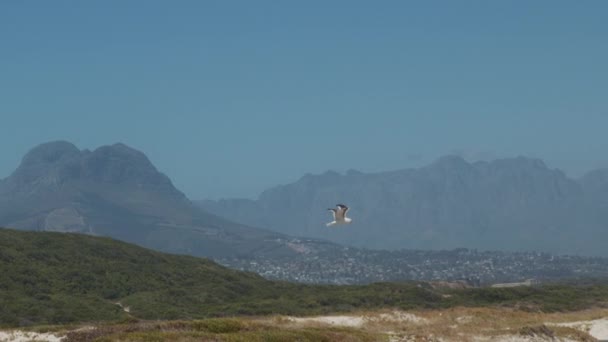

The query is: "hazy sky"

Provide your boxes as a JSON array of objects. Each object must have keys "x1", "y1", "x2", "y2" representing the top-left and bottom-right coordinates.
[{"x1": 1, "y1": 1, "x2": 607, "y2": 199}]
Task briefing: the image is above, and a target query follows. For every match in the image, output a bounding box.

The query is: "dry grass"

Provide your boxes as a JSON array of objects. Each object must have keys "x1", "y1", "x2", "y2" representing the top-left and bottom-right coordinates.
[
  {"x1": 267, "y1": 307, "x2": 607, "y2": 341},
  {"x1": 61, "y1": 318, "x2": 385, "y2": 342},
  {"x1": 368, "y1": 307, "x2": 607, "y2": 341},
  {"x1": 12, "y1": 307, "x2": 608, "y2": 341}
]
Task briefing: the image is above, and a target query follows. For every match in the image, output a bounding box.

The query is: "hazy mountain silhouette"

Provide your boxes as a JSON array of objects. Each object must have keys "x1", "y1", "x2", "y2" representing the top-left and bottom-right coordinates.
[
  {"x1": 0, "y1": 141, "x2": 290, "y2": 258},
  {"x1": 198, "y1": 156, "x2": 608, "y2": 256},
  {"x1": 5, "y1": 141, "x2": 608, "y2": 258}
]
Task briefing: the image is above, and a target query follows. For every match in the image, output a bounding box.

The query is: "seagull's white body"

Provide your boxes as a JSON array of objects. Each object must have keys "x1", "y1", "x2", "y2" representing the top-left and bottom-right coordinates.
[{"x1": 326, "y1": 204, "x2": 353, "y2": 227}]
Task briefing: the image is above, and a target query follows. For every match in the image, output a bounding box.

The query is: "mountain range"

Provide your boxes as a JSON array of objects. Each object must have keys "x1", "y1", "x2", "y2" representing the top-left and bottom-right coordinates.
[
  {"x1": 199, "y1": 156, "x2": 608, "y2": 256},
  {"x1": 0, "y1": 141, "x2": 293, "y2": 258},
  {"x1": 3, "y1": 141, "x2": 608, "y2": 261}
]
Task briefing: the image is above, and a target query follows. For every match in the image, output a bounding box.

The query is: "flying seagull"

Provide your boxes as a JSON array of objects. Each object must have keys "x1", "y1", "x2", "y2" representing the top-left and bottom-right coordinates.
[{"x1": 326, "y1": 204, "x2": 353, "y2": 227}]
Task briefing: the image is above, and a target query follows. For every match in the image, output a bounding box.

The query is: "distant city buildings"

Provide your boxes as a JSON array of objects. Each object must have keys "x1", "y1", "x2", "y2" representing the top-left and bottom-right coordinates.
[{"x1": 217, "y1": 240, "x2": 608, "y2": 286}]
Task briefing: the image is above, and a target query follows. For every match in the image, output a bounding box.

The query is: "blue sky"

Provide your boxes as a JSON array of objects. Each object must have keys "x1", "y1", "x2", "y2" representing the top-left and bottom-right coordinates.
[{"x1": 1, "y1": 1, "x2": 607, "y2": 199}]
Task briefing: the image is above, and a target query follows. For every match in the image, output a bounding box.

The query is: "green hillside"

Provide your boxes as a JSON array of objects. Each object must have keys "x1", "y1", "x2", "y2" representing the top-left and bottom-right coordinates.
[
  {"x1": 0, "y1": 228, "x2": 430, "y2": 326},
  {"x1": 2, "y1": 228, "x2": 608, "y2": 328},
  {"x1": 0, "y1": 227, "x2": 278, "y2": 325}
]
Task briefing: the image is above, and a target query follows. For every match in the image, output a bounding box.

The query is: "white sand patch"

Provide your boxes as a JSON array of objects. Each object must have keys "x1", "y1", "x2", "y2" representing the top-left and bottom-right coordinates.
[
  {"x1": 0, "y1": 330, "x2": 64, "y2": 342},
  {"x1": 115, "y1": 302, "x2": 130, "y2": 313},
  {"x1": 289, "y1": 315, "x2": 366, "y2": 327},
  {"x1": 71, "y1": 326, "x2": 96, "y2": 333},
  {"x1": 359, "y1": 330, "x2": 576, "y2": 342},
  {"x1": 474, "y1": 335, "x2": 577, "y2": 342},
  {"x1": 372, "y1": 311, "x2": 429, "y2": 324},
  {"x1": 287, "y1": 310, "x2": 428, "y2": 328},
  {"x1": 550, "y1": 317, "x2": 608, "y2": 340},
  {"x1": 388, "y1": 333, "x2": 446, "y2": 342},
  {"x1": 456, "y1": 315, "x2": 474, "y2": 324}
]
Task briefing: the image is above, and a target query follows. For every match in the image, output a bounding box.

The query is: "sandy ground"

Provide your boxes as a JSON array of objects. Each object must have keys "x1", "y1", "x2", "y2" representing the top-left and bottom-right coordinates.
[
  {"x1": 0, "y1": 330, "x2": 63, "y2": 342},
  {"x1": 283, "y1": 309, "x2": 608, "y2": 341},
  {"x1": 2, "y1": 309, "x2": 608, "y2": 341},
  {"x1": 473, "y1": 336, "x2": 578, "y2": 342},
  {"x1": 289, "y1": 314, "x2": 366, "y2": 327},
  {"x1": 551, "y1": 318, "x2": 608, "y2": 340},
  {"x1": 287, "y1": 310, "x2": 427, "y2": 327}
]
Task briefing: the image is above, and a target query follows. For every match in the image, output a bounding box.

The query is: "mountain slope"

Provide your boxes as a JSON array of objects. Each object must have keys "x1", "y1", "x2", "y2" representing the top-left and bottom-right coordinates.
[
  {"x1": 0, "y1": 228, "x2": 456, "y2": 326},
  {"x1": 0, "y1": 227, "x2": 272, "y2": 325},
  {"x1": 0, "y1": 141, "x2": 290, "y2": 258},
  {"x1": 198, "y1": 156, "x2": 608, "y2": 256}
]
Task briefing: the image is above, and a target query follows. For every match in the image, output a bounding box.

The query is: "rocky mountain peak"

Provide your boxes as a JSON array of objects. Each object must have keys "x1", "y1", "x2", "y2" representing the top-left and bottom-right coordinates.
[
  {"x1": 6, "y1": 141, "x2": 82, "y2": 188},
  {"x1": 427, "y1": 155, "x2": 473, "y2": 173},
  {"x1": 487, "y1": 156, "x2": 549, "y2": 172},
  {"x1": 20, "y1": 141, "x2": 80, "y2": 165},
  {"x1": 82, "y1": 143, "x2": 166, "y2": 185},
  {"x1": 4, "y1": 141, "x2": 183, "y2": 198}
]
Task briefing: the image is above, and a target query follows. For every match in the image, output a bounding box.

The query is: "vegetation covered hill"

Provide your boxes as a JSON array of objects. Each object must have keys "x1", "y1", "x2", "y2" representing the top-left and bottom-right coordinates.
[
  {"x1": 2, "y1": 228, "x2": 608, "y2": 328},
  {"x1": 0, "y1": 228, "x2": 430, "y2": 326}
]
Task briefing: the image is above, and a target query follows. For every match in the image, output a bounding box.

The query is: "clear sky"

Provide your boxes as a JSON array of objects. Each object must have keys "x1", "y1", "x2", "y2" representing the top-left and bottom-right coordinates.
[{"x1": 1, "y1": 1, "x2": 607, "y2": 199}]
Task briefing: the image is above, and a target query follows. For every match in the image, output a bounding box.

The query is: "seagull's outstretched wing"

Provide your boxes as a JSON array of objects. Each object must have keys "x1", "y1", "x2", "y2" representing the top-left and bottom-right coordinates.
[
  {"x1": 326, "y1": 208, "x2": 338, "y2": 227},
  {"x1": 327, "y1": 208, "x2": 337, "y2": 220}
]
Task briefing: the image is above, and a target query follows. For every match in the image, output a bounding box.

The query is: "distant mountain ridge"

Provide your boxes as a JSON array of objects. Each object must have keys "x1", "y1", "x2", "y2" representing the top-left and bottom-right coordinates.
[
  {"x1": 4, "y1": 141, "x2": 608, "y2": 260},
  {"x1": 2, "y1": 141, "x2": 182, "y2": 196},
  {"x1": 198, "y1": 155, "x2": 608, "y2": 256},
  {"x1": 0, "y1": 141, "x2": 292, "y2": 258}
]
